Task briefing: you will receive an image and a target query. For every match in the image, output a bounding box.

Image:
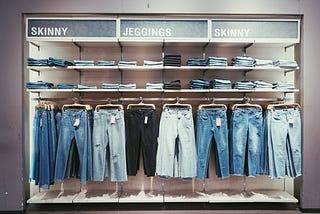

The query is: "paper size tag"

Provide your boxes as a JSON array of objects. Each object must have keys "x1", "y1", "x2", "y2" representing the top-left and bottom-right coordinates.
[
  {"x1": 110, "y1": 116, "x2": 116, "y2": 124},
  {"x1": 177, "y1": 111, "x2": 182, "y2": 119},
  {"x1": 39, "y1": 118, "x2": 42, "y2": 127},
  {"x1": 144, "y1": 116, "x2": 148, "y2": 124},
  {"x1": 216, "y1": 118, "x2": 222, "y2": 127},
  {"x1": 288, "y1": 118, "x2": 294, "y2": 124},
  {"x1": 73, "y1": 118, "x2": 80, "y2": 127}
]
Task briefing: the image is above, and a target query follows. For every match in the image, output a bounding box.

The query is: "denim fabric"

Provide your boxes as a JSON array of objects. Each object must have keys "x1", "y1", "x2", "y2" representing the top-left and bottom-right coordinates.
[
  {"x1": 254, "y1": 59, "x2": 274, "y2": 67},
  {"x1": 267, "y1": 107, "x2": 301, "y2": 178},
  {"x1": 57, "y1": 83, "x2": 78, "y2": 89},
  {"x1": 146, "y1": 83, "x2": 164, "y2": 89},
  {"x1": 55, "y1": 109, "x2": 93, "y2": 183},
  {"x1": 232, "y1": 56, "x2": 255, "y2": 67},
  {"x1": 187, "y1": 58, "x2": 207, "y2": 66},
  {"x1": 102, "y1": 83, "x2": 120, "y2": 89},
  {"x1": 273, "y1": 59, "x2": 298, "y2": 68},
  {"x1": 98, "y1": 60, "x2": 116, "y2": 66},
  {"x1": 156, "y1": 107, "x2": 197, "y2": 179},
  {"x1": 208, "y1": 57, "x2": 228, "y2": 66},
  {"x1": 196, "y1": 108, "x2": 230, "y2": 179},
  {"x1": 74, "y1": 60, "x2": 95, "y2": 66},
  {"x1": 92, "y1": 109, "x2": 127, "y2": 182},
  {"x1": 233, "y1": 81, "x2": 255, "y2": 90},
  {"x1": 26, "y1": 81, "x2": 54, "y2": 89},
  {"x1": 163, "y1": 54, "x2": 181, "y2": 66},
  {"x1": 48, "y1": 57, "x2": 74, "y2": 67},
  {"x1": 144, "y1": 60, "x2": 163, "y2": 66},
  {"x1": 230, "y1": 107, "x2": 263, "y2": 177},
  {"x1": 190, "y1": 79, "x2": 209, "y2": 89},
  {"x1": 118, "y1": 61, "x2": 137, "y2": 66},
  {"x1": 27, "y1": 57, "x2": 48, "y2": 66},
  {"x1": 210, "y1": 79, "x2": 232, "y2": 89},
  {"x1": 126, "y1": 109, "x2": 158, "y2": 176},
  {"x1": 30, "y1": 108, "x2": 58, "y2": 189},
  {"x1": 163, "y1": 80, "x2": 181, "y2": 90},
  {"x1": 272, "y1": 82, "x2": 295, "y2": 90},
  {"x1": 253, "y1": 80, "x2": 273, "y2": 89},
  {"x1": 77, "y1": 84, "x2": 98, "y2": 89},
  {"x1": 119, "y1": 84, "x2": 137, "y2": 89}
]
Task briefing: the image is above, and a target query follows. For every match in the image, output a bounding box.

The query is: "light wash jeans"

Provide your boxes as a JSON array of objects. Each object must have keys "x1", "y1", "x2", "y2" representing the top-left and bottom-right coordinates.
[
  {"x1": 230, "y1": 107, "x2": 263, "y2": 177},
  {"x1": 196, "y1": 108, "x2": 230, "y2": 179},
  {"x1": 267, "y1": 107, "x2": 301, "y2": 178},
  {"x1": 92, "y1": 109, "x2": 127, "y2": 182},
  {"x1": 156, "y1": 107, "x2": 197, "y2": 179},
  {"x1": 55, "y1": 109, "x2": 92, "y2": 184}
]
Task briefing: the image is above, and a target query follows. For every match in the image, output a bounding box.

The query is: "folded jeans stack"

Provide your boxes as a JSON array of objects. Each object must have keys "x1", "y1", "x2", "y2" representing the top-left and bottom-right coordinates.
[
  {"x1": 254, "y1": 59, "x2": 274, "y2": 67},
  {"x1": 144, "y1": 60, "x2": 163, "y2": 66},
  {"x1": 253, "y1": 80, "x2": 273, "y2": 89},
  {"x1": 74, "y1": 60, "x2": 95, "y2": 66},
  {"x1": 102, "y1": 83, "x2": 120, "y2": 89},
  {"x1": 273, "y1": 59, "x2": 298, "y2": 68},
  {"x1": 146, "y1": 82, "x2": 164, "y2": 90},
  {"x1": 97, "y1": 60, "x2": 116, "y2": 66},
  {"x1": 163, "y1": 80, "x2": 181, "y2": 90},
  {"x1": 48, "y1": 57, "x2": 74, "y2": 67},
  {"x1": 272, "y1": 82, "x2": 295, "y2": 90},
  {"x1": 233, "y1": 81, "x2": 256, "y2": 90},
  {"x1": 207, "y1": 56, "x2": 228, "y2": 66},
  {"x1": 210, "y1": 79, "x2": 232, "y2": 89},
  {"x1": 118, "y1": 61, "x2": 137, "y2": 66},
  {"x1": 26, "y1": 81, "x2": 54, "y2": 89},
  {"x1": 57, "y1": 83, "x2": 78, "y2": 89},
  {"x1": 77, "y1": 84, "x2": 98, "y2": 89},
  {"x1": 119, "y1": 83, "x2": 137, "y2": 89},
  {"x1": 27, "y1": 57, "x2": 49, "y2": 66},
  {"x1": 190, "y1": 79, "x2": 209, "y2": 89},
  {"x1": 232, "y1": 56, "x2": 255, "y2": 67},
  {"x1": 163, "y1": 54, "x2": 181, "y2": 66},
  {"x1": 187, "y1": 58, "x2": 207, "y2": 66}
]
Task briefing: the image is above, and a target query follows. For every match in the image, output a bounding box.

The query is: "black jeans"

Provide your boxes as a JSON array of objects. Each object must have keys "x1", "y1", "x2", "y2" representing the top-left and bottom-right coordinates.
[{"x1": 125, "y1": 108, "x2": 158, "y2": 176}]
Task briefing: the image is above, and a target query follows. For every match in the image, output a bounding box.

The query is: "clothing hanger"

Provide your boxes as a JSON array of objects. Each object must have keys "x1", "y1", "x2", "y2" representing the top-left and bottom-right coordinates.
[
  {"x1": 95, "y1": 98, "x2": 123, "y2": 111},
  {"x1": 231, "y1": 96, "x2": 262, "y2": 110},
  {"x1": 62, "y1": 98, "x2": 92, "y2": 111},
  {"x1": 267, "y1": 102, "x2": 301, "y2": 110},
  {"x1": 198, "y1": 98, "x2": 227, "y2": 110},
  {"x1": 162, "y1": 97, "x2": 192, "y2": 110},
  {"x1": 127, "y1": 97, "x2": 156, "y2": 110}
]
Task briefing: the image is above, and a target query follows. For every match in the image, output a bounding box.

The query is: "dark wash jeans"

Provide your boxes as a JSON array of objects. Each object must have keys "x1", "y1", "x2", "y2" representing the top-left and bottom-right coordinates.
[{"x1": 125, "y1": 108, "x2": 158, "y2": 176}]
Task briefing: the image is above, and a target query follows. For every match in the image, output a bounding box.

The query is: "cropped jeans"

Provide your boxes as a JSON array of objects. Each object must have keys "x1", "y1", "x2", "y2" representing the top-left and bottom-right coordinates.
[
  {"x1": 126, "y1": 108, "x2": 158, "y2": 177},
  {"x1": 266, "y1": 107, "x2": 301, "y2": 178},
  {"x1": 55, "y1": 109, "x2": 93, "y2": 184},
  {"x1": 196, "y1": 108, "x2": 229, "y2": 179},
  {"x1": 230, "y1": 107, "x2": 263, "y2": 177},
  {"x1": 156, "y1": 107, "x2": 197, "y2": 179},
  {"x1": 92, "y1": 109, "x2": 127, "y2": 182}
]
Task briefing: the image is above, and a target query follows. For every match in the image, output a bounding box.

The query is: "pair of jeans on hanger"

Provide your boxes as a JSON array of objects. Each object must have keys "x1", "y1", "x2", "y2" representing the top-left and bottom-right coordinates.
[
  {"x1": 55, "y1": 109, "x2": 93, "y2": 184},
  {"x1": 156, "y1": 107, "x2": 197, "y2": 179},
  {"x1": 265, "y1": 107, "x2": 301, "y2": 178},
  {"x1": 230, "y1": 106, "x2": 263, "y2": 177},
  {"x1": 92, "y1": 109, "x2": 127, "y2": 182},
  {"x1": 126, "y1": 108, "x2": 158, "y2": 177},
  {"x1": 196, "y1": 107, "x2": 230, "y2": 179},
  {"x1": 30, "y1": 108, "x2": 60, "y2": 189}
]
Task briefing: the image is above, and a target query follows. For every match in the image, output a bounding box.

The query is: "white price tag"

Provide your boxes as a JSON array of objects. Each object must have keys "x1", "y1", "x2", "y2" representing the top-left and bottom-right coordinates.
[
  {"x1": 216, "y1": 118, "x2": 221, "y2": 127},
  {"x1": 110, "y1": 116, "x2": 116, "y2": 124},
  {"x1": 288, "y1": 118, "x2": 294, "y2": 124},
  {"x1": 73, "y1": 118, "x2": 80, "y2": 127},
  {"x1": 144, "y1": 116, "x2": 148, "y2": 124}
]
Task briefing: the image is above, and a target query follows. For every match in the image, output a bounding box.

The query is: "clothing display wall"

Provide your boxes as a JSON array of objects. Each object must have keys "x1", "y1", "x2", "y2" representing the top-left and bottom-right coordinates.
[{"x1": 25, "y1": 15, "x2": 301, "y2": 204}]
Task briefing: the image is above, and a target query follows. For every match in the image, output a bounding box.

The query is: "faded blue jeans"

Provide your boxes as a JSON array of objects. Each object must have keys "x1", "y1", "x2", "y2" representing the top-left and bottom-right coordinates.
[
  {"x1": 230, "y1": 107, "x2": 263, "y2": 177},
  {"x1": 55, "y1": 109, "x2": 92, "y2": 184},
  {"x1": 92, "y1": 109, "x2": 127, "y2": 182},
  {"x1": 156, "y1": 107, "x2": 197, "y2": 179},
  {"x1": 267, "y1": 107, "x2": 301, "y2": 178},
  {"x1": 196, "y1": 108, "x2": 230, "y2": 179}
]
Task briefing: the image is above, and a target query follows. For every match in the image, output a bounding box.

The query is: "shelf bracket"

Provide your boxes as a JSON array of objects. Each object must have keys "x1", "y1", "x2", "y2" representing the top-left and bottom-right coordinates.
[
  {"x1": 244, "y1": 42, "x2": 254, "y2": 56},
  {"x1": 30, "y1": 42, "x2": 40, "y2": 51},
  {"x1": 284, "y1": 43, "x2": 296, "y2": 52},
  {"x1": 202, "y1": 41, "x2": 210, "y2": 59},
  {"x1": 243, "y1": 69, "x2": 253, "y2": 80},
  {"x1": 73, "y1": 42, "x2": 82, "y2": 60},
  {"x1": 118, "y1": 39, "x2": 123, "y2": 61}
]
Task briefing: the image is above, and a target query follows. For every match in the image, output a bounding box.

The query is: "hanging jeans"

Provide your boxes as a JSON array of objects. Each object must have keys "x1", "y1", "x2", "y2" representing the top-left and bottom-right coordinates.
[
  {"x1": 30, "y1": 108, "x2": 58, "y2": 189},
  {"x1": 126, "y1": 108, "x2": 158, "y2": 177},
  {"x1": 55, "y1": 109, "x2": 93, "y2": 184},
  {"x1": 266, "y1": 107, "x2": 301, "y2": 178},
  {"x1": 156, "y1": 107, "x2": 197, "y2": 179},
  {"x1": 230, "y1": 107, "x2": 263, "y2": 177},
  {"x1": 92, "y1": 109, "x2": 127, "y2": 182},
  {"x1": 196, "y1": 108, "x2": 230, "y2": 179}
]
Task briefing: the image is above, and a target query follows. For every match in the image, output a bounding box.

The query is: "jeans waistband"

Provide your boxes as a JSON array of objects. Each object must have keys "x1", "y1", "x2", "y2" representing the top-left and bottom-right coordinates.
[
  {"x1": 94, "y1": 109, "x2": 123, "y2": 115},
  {"x1": 62, "y1": 109, "x2": 87, "y2": 118},
  {"x1": 127, "y1": 108, "x2": 156, "y2": 117}
]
